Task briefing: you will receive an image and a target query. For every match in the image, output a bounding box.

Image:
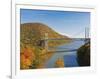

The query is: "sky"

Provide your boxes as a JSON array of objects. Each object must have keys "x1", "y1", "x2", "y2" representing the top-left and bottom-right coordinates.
[{"x1": 20, "y1": 9, "x2": 90, "y2": 38}]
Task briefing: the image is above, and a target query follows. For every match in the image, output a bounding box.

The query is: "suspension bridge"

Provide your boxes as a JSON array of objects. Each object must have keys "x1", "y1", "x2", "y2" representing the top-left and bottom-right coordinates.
[{"x1": 39, "y1": 27, "x2": 90, "y2": 52}]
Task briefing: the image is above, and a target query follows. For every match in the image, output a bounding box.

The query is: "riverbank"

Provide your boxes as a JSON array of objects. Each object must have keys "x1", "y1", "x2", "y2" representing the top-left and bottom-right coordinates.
[
  {"x1": 77, "y1": 41, "x2": 90, "y2": 66},
  {"x1": 20, "y1": 39, "x2": 72, "y2": 69},
  {"x1": 36, "y1": 40, "x2": 72, "y2": 68}
]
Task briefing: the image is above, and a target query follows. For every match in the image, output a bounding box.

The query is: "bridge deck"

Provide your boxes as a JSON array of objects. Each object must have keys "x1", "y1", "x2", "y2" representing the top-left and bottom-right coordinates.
[
  {"x1": 42, "y1": 38, "x2": 87, "y2": 41},
  {"x1": 47, "y1": 49, "x2": 78, "y2": 52}
]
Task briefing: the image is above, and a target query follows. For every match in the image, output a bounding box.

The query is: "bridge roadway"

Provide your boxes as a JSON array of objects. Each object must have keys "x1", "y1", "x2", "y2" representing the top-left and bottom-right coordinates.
[
  {"x1": 42, "y1": 38, "x2": 87, "y2": 41},
  {"x1": 47, "y1": 48, "x2": 78, "y2": 52}
]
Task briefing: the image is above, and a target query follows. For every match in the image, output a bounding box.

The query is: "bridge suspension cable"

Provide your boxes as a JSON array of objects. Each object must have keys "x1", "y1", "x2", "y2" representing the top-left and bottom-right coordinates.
[
  {"x1": 43, "y1": 27, "x2": 89, "y2": 52},
  {"x1": 69, "y1": 27, "x2": 89, "y2": 38}
]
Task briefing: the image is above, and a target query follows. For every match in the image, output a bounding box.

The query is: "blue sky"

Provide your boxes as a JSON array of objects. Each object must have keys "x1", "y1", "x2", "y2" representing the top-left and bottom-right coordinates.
[{"x1": 20, "y1": 9, "x2": 90, "y2": 38}]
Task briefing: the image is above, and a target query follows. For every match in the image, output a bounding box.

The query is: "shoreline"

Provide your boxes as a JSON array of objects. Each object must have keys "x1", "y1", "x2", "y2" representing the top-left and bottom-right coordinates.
[{"x1": 37, "y1": 40, "x2": 73, "y2": 68}]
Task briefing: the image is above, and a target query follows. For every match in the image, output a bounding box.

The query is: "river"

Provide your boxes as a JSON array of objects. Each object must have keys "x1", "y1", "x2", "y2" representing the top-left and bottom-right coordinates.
[{"x1": 45, "y1": 39, "x2": 85, "y2": 68}]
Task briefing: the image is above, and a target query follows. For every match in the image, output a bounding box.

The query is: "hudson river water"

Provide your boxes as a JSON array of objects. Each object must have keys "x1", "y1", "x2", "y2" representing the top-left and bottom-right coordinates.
[{"x1": 45, "y1": 39, "x2": 85, "y2": 68}]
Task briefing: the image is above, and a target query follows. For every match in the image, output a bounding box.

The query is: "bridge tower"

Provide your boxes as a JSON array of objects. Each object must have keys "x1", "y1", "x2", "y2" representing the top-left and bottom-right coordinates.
[
  {"x1": 85, "y1": 27, "x2": 89, "y2": 43},
  {"x1": 44, "y1": 33, "x2": 48, "y2": 51}
]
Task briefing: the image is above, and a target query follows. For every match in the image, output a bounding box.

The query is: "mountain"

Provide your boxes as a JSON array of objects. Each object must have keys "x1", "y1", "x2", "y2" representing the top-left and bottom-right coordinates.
[{"x1": 20, "y1": 23, "x2": 70, "y2": 46}]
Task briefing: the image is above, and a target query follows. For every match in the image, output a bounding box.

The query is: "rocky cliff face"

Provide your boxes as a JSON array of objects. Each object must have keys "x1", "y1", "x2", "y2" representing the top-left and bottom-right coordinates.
[{"x1": 77, "y1": 42, "x2": 90, "y2": 66}]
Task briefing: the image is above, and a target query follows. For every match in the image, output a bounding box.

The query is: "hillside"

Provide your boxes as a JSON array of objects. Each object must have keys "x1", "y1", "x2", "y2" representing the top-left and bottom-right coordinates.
[
  {"x1": 20, "y1": 23, "x2": 70, "y2": 47},
  {"x1": 20, "y1": 23, "x2": 70, "y2": 69}
]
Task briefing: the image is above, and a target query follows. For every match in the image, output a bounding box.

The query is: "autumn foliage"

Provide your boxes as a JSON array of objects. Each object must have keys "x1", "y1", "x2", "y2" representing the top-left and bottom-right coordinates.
[
  {"x1": 20, "y1": 46, "x2": 35, "y2": 69},
  {"x1": 20, "y1": 23, "x2": 69, "y2": 69}
]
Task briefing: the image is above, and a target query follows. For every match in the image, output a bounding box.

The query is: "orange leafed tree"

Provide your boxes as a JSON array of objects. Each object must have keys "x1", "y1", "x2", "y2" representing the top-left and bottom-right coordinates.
[{"x1": 20, "y1": 46, "x2": 35, "y2": 69}]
